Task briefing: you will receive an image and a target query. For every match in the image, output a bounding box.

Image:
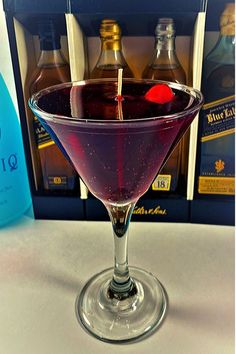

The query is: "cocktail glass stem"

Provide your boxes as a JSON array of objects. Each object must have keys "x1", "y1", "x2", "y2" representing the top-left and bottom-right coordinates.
[{"x1": 105, "y1": 202, "x2": 137, "y2": 299}]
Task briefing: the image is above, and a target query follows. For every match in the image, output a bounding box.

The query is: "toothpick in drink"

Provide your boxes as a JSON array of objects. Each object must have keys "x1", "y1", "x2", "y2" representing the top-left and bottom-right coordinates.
[{"x1": 117, "y1": 68, "x2": 123, "y2": 120}]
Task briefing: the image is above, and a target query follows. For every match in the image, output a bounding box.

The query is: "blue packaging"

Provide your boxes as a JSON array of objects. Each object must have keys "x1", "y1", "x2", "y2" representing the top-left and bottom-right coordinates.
[{"x1": 0, "y1": 74, "x2": 32, "y2": 226}]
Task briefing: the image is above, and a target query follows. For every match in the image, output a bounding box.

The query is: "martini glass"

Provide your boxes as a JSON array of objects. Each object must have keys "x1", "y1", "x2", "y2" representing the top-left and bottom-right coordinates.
[{"x1": 29, "y1": 78, "x2": 203, "y2": 343}]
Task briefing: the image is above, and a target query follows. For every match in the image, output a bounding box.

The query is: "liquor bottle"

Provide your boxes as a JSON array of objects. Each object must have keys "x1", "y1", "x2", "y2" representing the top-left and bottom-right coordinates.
[
  {"x1": 0, "y1": 73, "x2": 31, "y2": 226},
  {"x1": 197, "y1": 3, "x2": 235, "y2": 196},
  {"x1": 29, "y1": 19, "x2": 77, "y2": 192},
  {"x1": 90, "y1": 19, "x2": 134, "y2": 78},
  {"x1": 142, "y1": 18, "x2": 187, "y2": 193}
]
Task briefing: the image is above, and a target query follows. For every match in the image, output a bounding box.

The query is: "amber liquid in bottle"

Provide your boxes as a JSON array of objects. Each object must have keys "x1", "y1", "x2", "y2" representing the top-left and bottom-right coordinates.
[
  {"x1": 29, "y1": 20, "x2": 77, "y2": 193},
  {"x1": 91, "y1": 66, "x2": 133, "y2": 78},
  {"x1": 143, "y1": 18, "x2": 187, "y2": 193},
  {"x1": 90, "y1": 19, "x2": 134, "y2": 79}
]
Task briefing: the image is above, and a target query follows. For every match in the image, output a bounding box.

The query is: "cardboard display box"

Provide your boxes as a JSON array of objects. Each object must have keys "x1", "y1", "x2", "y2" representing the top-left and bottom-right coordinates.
[{"x1": 3, "y1": 0, "x2": 234, "y2": 225}]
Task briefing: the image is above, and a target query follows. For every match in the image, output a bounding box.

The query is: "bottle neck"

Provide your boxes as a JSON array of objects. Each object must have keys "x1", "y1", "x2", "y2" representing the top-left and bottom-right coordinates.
[
  {"x1": 101, "y1": 38, "x2": 122, "y2": 51},
  {"x1": 206, "y1": 34, "x2": 235, "y2": 65},
  {"x1": 96, "y1": 39, "x2": 126, "y2": 66},
  {"x1": 153, "y1": 35, "x2": 180, "y2": 65},
  {"x1": 217, "y1": 34, "x2": 235, "y2": 51},
  {"x1": 37, "y1": 49, "x2": 67, "y2": 67},
  {"x1": 155, "y1": 35, "x2": 175, "y2": 51}
]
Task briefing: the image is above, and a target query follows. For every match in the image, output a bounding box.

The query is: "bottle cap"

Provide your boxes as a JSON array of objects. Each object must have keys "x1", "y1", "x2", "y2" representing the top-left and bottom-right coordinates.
[
  {"x1": 220, "y1": 3, "x2": 235, "y2": 35},
  {"x1": 155, "y1": 18, "x2": 175, "y2": 38},
  {"x1": 100, "y1": 19, "x2": 121, "y2": 41},
  {"x1": 38, "y1": 18, "x2": 61, "y2": 50}
]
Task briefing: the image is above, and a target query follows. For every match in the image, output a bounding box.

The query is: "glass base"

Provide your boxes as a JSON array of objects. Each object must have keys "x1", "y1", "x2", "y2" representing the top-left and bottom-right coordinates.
[{"x1": 76, "y1": 266, "x2": 168, "y2": 343}]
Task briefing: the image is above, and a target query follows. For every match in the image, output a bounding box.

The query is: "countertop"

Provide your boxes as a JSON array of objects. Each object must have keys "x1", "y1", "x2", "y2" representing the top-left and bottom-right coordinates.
[{"x1": 0, "y1": 215, "x2": 234, "y2": 354}]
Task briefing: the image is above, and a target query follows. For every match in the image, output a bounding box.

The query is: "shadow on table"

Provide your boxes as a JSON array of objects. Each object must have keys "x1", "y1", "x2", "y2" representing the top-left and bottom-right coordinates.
[
  {"x1": 169, "y1": 301, "x2": 234, "y2": 334},
  {"x1": 26, "y1": 260, "x2": 84, "y2": 295}
]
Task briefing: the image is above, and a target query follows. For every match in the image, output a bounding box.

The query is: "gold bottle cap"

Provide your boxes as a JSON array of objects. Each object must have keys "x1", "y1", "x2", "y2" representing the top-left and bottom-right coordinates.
[
  {"x1": 220, "y1": 3, "x2": 235, "y2": 35},
  {"x1": 100, "y1": 19, "x2": 121, "y2": 41}
]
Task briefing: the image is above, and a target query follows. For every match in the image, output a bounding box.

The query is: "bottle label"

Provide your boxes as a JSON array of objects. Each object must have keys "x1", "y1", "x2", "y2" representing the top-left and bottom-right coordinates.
[
  {"x1": 152, "y1": 175, "x2": 172, "y2": 191},
  {"x1": 33, "y1": 116, "x2": 55, "y2": 149},
  {"x1": 198, "y1": 95, "x2": 235, "y2": 195},
  {"x1": 198, "y1": 176, "x2": 235, "y2": 195},
  {"x1": 48, "y1": 176, "x2": 68, "y2": 189},
  {"x1": 0, "y1": 153, "x2": 18, "y2": 173},
  {"x1": 0, "y1": 152, "x2": 19, "y2": 208},
  {"x1": 33, "y1": 117, "x2": 77, "y2": 191}
]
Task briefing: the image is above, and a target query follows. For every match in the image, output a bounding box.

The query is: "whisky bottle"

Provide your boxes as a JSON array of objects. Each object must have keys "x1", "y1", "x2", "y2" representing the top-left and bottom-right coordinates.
[
  {"x1": 142, "y1": 18, "x2": 187, "y2": 193},
  {"x1": 29, "y1": 19, "x2": 77, "y2": 192},
  {"x1": 90, "y1": 19, "x2": 134, "y2": 78},
  {"x1": 198, "y1": 3, "x2": 235, "y2": 195}
]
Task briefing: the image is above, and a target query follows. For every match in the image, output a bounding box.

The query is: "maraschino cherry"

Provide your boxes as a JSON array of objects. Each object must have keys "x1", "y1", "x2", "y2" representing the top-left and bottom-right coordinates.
[{"x1": 145, "y1": 83, "x2": 174, "y2": 104}]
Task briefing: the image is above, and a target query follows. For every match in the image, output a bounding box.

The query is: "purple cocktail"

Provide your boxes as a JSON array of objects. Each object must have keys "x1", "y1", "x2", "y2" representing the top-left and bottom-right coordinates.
[
  {"x1": 35, "y1": 80, "x2": 198, "y2": 204},
  {"x1": 29, "y1": 78, "x2": 203, "y2": 343}
]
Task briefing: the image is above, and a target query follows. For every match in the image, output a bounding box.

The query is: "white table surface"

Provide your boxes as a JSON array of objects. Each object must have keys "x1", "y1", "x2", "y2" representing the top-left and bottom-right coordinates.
[{"x1": 0, "y1": 215, "x2": 234, "y2": 354}]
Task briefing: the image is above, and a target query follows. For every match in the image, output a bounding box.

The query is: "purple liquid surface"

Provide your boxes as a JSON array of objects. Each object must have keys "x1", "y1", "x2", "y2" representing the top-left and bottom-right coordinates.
[{"x1": 36, "y1": 81, "x2": 200, "y2": 204}]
